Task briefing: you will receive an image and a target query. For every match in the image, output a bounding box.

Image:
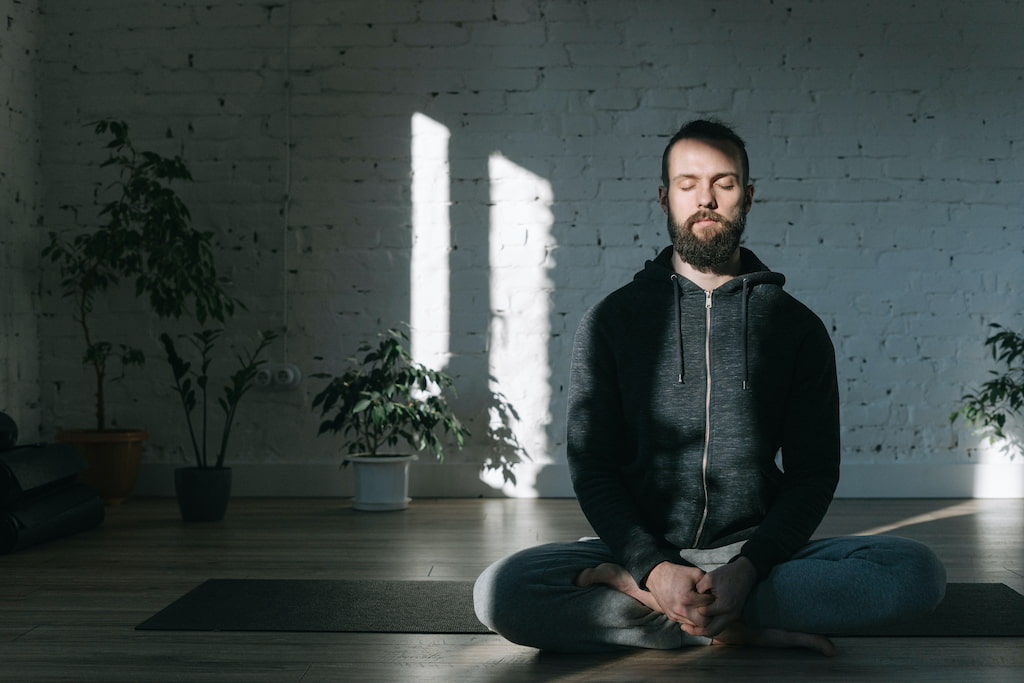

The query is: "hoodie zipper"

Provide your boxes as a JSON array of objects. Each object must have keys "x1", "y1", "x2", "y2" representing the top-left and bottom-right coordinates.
[{"x1": 693, "y1": 289, "x2": 713, "y2": 547}]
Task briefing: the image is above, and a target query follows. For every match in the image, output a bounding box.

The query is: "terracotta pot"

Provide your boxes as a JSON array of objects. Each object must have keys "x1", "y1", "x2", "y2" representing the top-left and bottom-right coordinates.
[
  {"x1": 57, "y1": 429, "x2": 148, "y2": 505},
  {"x1": 174, "y1": 467, "x2": 232, "y2": 522}
]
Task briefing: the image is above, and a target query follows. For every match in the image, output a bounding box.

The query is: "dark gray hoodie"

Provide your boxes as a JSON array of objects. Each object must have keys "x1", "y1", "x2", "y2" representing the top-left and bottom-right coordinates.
[{"x1": 567, "y1": 246, "x2": 840, "y2": 585}]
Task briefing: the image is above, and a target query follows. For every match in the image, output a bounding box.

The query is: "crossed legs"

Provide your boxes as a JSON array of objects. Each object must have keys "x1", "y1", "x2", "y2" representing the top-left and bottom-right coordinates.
[
  {"x1": 574, "y1": 562, "x2": 838, "y2": 655},
  {"x1": 473, "y1": 535, "x2": 945, "y2": 654}
]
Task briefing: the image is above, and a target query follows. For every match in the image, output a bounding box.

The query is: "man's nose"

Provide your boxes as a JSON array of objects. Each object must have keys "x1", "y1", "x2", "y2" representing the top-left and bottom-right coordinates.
[{"x1": 697, "y1": 186, "x2": 717, "y2": 209}]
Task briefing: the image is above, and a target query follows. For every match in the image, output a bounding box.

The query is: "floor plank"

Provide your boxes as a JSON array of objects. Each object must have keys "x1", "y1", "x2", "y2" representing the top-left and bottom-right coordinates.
[{"x1": 0, "y1": 497, "x2": 1022, "y2": 681}]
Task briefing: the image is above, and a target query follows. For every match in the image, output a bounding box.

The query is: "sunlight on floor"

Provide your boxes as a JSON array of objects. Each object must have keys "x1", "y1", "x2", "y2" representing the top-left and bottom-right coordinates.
[{"x1": 852, "y1": 500, "x2": 977, "y2": 536}]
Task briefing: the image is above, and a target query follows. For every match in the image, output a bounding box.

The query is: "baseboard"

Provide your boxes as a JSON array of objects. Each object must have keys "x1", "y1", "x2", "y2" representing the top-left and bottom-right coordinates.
[
  {"x1": 834, "y1": 463, "x2": 1024, "y2": 498},
  {"x1": 132, "y1": 462, "x2": 1024, "y2": 498}
]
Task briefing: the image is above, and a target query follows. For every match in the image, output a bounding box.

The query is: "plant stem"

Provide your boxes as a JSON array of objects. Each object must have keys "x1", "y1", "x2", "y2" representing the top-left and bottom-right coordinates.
[
  {"x1": 176, "y1": 376, "x2": 202, "y2": 467},
  {"x1": 201, "y1": 361, "x2": 209, "y2": 469},
  {"x1": 216, "y1": 402, "x2": 235, "y2": 469},
  {"x1": 78, "y1": 274, "x2": 105, "y2": 431}
]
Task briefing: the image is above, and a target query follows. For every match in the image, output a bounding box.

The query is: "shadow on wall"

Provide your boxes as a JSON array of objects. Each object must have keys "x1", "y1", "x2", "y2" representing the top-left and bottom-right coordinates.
[{"x1": 478, "y1": 383, "x2": 531, "y2": 487}]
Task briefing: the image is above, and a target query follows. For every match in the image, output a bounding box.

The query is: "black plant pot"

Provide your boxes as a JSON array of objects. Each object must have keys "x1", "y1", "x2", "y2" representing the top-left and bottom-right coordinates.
[{"x1": 174, "y1": 467, "x2": 232, "y2": 522}]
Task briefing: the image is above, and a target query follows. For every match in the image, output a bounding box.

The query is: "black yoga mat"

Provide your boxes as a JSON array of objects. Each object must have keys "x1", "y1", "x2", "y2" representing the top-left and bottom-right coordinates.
[
  {"x1": 138, "y1": 579, "x2": 485, "y2": 633},
  {"x1": 137, "y1": 580, "x2": 1024, "y2": 636}
]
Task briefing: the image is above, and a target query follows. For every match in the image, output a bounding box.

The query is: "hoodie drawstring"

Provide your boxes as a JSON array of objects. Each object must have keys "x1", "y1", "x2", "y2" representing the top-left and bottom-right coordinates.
[
  {"x1": 671, "y1": 275, "x2": 685, "y2": 384},
  {"x1": 673, "y1": 275, "x2": 751, "y2": 389},
  {"x1": 741, "y1": 278, "x2": 750, "y2": 390}
]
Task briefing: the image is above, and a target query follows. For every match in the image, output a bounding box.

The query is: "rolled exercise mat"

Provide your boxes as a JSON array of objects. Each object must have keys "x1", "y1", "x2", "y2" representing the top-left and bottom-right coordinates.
[
  {"x1": 0, "y1": 481, "x2": 105, "y2": 554},
  {"x1": 0, "y1": 412, "x2": 17, "y2": 450},
  {"x1": 0, "y1": 443, "x2": 88, "y2": 505}
]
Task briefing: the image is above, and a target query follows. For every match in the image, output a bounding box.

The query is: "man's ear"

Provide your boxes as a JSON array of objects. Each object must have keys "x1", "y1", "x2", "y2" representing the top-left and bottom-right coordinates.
[
  {"x1": 658, "y1": 186, "x2": 669, "y2": 214},
  {"x1": 744, "y1": 184, "x2": 755, "y2": 213}
]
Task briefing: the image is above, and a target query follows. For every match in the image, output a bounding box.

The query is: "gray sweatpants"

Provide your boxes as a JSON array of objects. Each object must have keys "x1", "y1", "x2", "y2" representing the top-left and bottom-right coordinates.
[{"x1": 473, "y1": 535, "x2": 946, "y2": 652}]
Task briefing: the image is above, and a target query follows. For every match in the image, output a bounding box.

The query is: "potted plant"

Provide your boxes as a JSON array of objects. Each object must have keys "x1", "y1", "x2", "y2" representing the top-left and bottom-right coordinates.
[
  {"x1": 161, "y1": 329, "x2": 275, "y2": 521},
  {"x1": 951, "y1": 323, "x2": 1024, "y2": 458},
  {"x1": 312, "y1": 328, "x2": 470, "y2": 511},
  {"x1": 42, "y1": 120, "x2": 237, "y2": 503}
]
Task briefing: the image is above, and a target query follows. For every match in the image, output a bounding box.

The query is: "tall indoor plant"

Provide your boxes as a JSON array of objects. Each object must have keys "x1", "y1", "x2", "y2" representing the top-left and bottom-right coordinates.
[
  {"x1": 951, "y1": 323, "x2": 1024, "y2": 458},
  {"x1": 312, "y1": 328, "x2": 469, "y2": 510},
  {"x1": 161, "y1": 329, "x2": 275, "y2": 521},
  {"x1": 43, "y1": 120, "x2": 237, "y2": 503}
]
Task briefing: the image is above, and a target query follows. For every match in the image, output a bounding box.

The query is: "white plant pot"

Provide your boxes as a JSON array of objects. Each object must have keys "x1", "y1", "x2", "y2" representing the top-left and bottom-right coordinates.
[{"x1": 347, "y1": 454, "x2": 418, "y2": 511}]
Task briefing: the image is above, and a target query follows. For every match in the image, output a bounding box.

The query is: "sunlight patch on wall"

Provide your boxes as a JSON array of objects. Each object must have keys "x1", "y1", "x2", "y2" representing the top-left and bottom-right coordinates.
[
  {"x1": 409, "y1": 113, "x2": 451, "y2": 372},
  {"x1": 483, "y1": 152, "x2": 556, "y2": 497},
  {"x1": 972, "y1": 435, "x2": 1024, "y2": 497}
]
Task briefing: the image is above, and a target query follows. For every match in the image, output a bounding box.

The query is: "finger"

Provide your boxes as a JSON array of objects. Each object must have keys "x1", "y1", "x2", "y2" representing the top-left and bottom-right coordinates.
[
  {"x1": 665, "y1": 606, "x2": 708, "y2": 628},
  {"x1": 659, "y1": 593, "x2": 714, "y2": 624},
  {"x1": 688, "y1": 591, "x2": 715, "y2": 607},
  {"x1": 652, "y1": 599, "x2": 705, "y2": 624},
  {"x1": 682, "y1": 615, "x2": 733, "y2": 639},
  {"x1": 680, "y1": 622, "x2": 702, "y2": 636},
  {"x1": 665, "y1": 597, "x2": 712, "y2": 620},
  {"x1": 700, "y1": 613, "x2": 736, "y2": 637},
  {"x1": 700, "y1": 600, "x2": 735, "y2": 618},
  {"x1": 671, "y1": 614, "x2": 697, "y2": 627},
  {"x1": 686, "y1": 605, "x2": 716, "y2": 628},
  {"x1": 680, "y1": 621, "x2": 715, "y2": 638}
]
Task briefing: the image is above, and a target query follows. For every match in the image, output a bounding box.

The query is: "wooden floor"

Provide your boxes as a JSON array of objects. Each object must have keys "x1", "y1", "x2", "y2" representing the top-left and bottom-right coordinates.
[{"x1": 1, "y1": 497, "x2": 1022, "y2": 682}]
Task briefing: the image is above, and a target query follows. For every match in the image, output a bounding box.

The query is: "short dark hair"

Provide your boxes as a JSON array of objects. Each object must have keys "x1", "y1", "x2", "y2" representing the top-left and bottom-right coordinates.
[{"x1": 660, "y1": 119, "x2": 750, "y2": 187}]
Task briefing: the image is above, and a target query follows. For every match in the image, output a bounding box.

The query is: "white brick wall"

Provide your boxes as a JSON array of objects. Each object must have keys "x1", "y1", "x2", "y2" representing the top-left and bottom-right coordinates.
[
  {"x1": 1, "y1": 0, "x2": 42, "y2": 441},
  {"x1": 24, "y1": 0, "x2": 1024, "y2": 496}
]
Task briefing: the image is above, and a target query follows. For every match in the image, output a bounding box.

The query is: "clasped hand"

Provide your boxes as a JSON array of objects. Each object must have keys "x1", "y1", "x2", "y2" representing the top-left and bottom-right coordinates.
[{"x1": 645, "y1": 557, "x2": 758, "y2": 637}]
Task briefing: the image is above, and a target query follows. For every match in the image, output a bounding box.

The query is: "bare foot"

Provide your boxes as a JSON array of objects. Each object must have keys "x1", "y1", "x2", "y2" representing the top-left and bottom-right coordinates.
[
  {"x1": 575, "y1": 563, "x2": 664, "y2": 613},
  {"x1": 712, "y1": 621, "x2": 837, "y2": 657}
]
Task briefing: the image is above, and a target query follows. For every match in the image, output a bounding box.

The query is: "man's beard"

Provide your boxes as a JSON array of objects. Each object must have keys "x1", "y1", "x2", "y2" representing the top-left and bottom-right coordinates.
[{"x1": 668, "y1": 208, "x2": 746, "y2": 269}]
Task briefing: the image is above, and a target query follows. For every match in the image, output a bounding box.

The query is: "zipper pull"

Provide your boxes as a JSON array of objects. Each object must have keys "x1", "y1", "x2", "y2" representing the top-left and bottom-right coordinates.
[{"x1": 705, "y1": 290, "x2": 713, "y2": 309}]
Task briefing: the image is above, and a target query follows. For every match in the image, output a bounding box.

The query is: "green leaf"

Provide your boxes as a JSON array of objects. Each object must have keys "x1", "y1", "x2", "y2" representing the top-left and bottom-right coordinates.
[{"x1": 312, "y1": 326, "x2": 473, "y2": 461}]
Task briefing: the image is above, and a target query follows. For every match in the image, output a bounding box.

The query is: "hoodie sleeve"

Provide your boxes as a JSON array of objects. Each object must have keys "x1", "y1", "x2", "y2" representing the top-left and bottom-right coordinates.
[
  {"x1": 567, "y1": 304, "x2": 686, "y2": 587},
  {"x1": 738, "y1": 318, "x2": 841, "y2": 578}
]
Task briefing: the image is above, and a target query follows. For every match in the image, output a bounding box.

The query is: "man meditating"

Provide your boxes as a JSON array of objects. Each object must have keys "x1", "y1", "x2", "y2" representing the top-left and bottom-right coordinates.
[{"x1": 473, "y1": 119, "x2": 947, "y2": 655}]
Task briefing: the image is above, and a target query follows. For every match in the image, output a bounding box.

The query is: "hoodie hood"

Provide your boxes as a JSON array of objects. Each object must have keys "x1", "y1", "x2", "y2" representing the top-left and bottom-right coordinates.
[
  {"x1": 635, "y1": 246, "x2": 786, "y2": 385},
  {"x1": 634, "y1": 246, "x2": 786, "y2": 289}
]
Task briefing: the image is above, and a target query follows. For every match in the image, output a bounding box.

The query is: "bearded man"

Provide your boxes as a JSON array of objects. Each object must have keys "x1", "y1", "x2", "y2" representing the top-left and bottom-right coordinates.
[{"x1": 473, "y1": 119, "x2": 946, "y2": 655}]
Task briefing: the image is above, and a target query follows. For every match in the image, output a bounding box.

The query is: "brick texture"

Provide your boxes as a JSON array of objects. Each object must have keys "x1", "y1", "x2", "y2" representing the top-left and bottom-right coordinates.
[
  {"x1": 10, "y1": 0, "x2": 1022, "y2": 492},
  {"x1": 1, "y1": 0, "x2": 42, "y2": 440}
]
